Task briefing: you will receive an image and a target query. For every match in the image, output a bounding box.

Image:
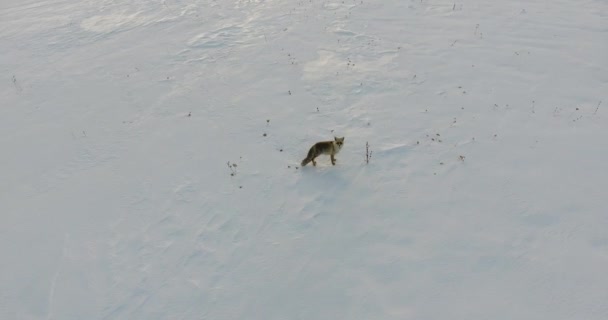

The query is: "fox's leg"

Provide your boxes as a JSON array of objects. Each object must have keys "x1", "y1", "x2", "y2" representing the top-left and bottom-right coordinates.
[
  {"x1": 331, "y1": 154, "x2": 336, "y2": 165},
  {"x1": 312, "y1": 156, "x2": 317, "y2": 166}
]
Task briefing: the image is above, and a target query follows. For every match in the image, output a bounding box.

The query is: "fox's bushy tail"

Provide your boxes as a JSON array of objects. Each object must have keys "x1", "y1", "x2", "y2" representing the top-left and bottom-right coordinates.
[
  {"x1": 301, "y1": 157, "x2": 311, "y2": 166},
  {"x1": 301, "y1": 148, "x2": 314, "y2": 166}
]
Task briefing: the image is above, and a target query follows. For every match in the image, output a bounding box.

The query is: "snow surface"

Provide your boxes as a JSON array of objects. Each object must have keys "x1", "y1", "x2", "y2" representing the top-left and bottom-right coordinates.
[{"x1": 1, "y1": 0, "x2": 608, "y2": 319}]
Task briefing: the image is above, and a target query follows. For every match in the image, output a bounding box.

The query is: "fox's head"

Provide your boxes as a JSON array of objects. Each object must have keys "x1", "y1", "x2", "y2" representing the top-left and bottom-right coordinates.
[{"x1": 334, "y1": 136, "x2": 345, "y2": 148}]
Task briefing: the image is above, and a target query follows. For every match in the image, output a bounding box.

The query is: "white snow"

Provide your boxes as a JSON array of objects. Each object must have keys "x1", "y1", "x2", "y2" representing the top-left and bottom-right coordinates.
[{"x1": 1, "y1": 0, "x2": 607, "y2": 319}]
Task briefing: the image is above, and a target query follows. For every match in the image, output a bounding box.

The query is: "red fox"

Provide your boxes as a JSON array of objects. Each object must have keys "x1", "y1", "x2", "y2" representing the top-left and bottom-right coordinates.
[{"x1": 301, "y1": 137, "x2": 345, "y2": 166}]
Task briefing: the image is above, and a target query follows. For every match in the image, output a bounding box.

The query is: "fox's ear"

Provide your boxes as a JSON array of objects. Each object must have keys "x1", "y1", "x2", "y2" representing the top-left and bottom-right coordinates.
[{"x1": 334, "y1": 136, "x2": 338, "y2": 141}]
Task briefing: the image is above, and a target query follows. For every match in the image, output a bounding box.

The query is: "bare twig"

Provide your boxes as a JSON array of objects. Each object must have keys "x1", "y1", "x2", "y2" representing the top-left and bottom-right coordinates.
[
  {"x1": 12, "y1": 75, "x2": 22, "y2": 92},
  {"x1": 593, "y1": 100, "x2": 602, "y2": 115}
]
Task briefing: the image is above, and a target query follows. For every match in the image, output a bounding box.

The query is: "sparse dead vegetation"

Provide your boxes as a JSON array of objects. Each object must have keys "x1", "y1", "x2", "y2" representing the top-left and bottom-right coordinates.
[
  {"x1": 365, "y1": 141, "x2": 372, "y2": 164},
  {"x1": 227, "y1": 161, "x2": 237, "y2": 176}
]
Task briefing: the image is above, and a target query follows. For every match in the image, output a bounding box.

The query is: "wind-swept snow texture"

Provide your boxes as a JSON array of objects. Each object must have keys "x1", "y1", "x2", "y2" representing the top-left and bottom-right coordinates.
[{"x1": 1, "y1": 0, "x2": 607, "y2": 319}]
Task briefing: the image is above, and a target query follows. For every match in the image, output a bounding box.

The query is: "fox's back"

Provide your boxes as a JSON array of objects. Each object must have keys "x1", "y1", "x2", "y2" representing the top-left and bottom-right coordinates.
[{"x1": 312, "y1": 141, "x2": 337, "y2": 155}]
